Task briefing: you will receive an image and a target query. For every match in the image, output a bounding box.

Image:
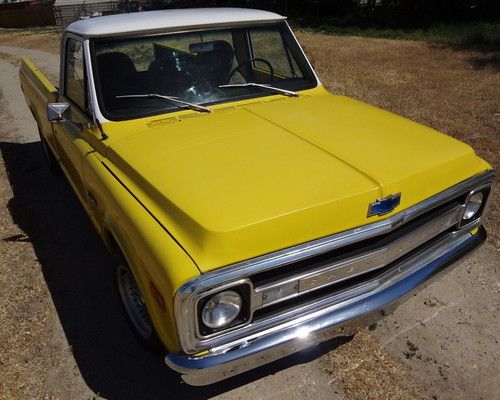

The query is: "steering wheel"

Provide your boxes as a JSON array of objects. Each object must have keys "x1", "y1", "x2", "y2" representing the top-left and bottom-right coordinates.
[{"x1": 228, "y1": 57, "x2": 275, "y2": 83}]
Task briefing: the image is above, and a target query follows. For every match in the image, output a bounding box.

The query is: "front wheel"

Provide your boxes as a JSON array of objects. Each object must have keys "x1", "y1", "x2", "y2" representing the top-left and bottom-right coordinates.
[{"x1": 116, "y1": 262, "x2": 163, "y2": 352}]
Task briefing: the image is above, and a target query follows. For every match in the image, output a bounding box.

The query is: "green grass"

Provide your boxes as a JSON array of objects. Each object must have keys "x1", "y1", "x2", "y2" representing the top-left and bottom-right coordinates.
[{"x1": 293, "y1": 22, "x2": 500, "y2": 46}]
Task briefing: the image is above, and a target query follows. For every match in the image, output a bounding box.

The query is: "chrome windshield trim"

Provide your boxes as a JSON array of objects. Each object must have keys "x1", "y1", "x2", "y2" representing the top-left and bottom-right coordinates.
[{"x1": 174, "y1": 170, "x2": 494, "y2": 353}]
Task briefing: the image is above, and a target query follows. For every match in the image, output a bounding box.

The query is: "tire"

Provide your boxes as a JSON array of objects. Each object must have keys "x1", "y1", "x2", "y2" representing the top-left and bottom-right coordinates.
[
  {"x1": 39, "y1": 130, "x2": 61, "y2": 175},
  {"x1": 115, "y1": 259, "x2": 164, "y2": 353}
]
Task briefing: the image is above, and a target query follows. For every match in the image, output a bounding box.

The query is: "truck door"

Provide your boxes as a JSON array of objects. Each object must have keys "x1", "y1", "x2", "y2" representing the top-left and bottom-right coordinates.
[{"x1": 54, "y1": 37, "x2": 94, "y2": 207}]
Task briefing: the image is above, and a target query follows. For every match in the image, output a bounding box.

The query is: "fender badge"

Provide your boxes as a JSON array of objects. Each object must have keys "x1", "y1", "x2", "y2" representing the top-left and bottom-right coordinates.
[{"x1": 368, "y1": 193, "x2": 401, "y2": 217}]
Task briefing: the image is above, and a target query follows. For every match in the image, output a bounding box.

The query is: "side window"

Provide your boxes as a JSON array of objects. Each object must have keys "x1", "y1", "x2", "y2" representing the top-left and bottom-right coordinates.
[
  {"x1": 65, "y1": 38, "x2": 87, "y2": 110},
  {"x1": 249, "y1": 29, "x2": 303, "y2": 78}
]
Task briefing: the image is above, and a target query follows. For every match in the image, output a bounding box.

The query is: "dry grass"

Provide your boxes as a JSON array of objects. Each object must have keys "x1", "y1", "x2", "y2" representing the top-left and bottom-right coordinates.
[
  {"x1": 0, "y1": 51, "x2": 22, "y2": 66},
  {"x1": 0, "y1": 28, "x2": 61, "y2": 55},
  {"x1": 0, "y1": 102, "x2": 57, "y2": 399},
  {"x1": 294, "y1": 22, "x2": 500, "y2": 46},
  {"x1": 324, "y1": 330, "x2": 429, "y2": 400}
]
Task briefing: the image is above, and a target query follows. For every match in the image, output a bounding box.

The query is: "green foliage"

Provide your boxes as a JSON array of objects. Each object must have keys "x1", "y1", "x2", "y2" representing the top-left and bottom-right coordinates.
[
  {"x1": 293, "y1": 22, "x2": 500, "y2": 46},
  {"x1": 253, "y1": 0, "x2": 500, "y2": 28}
]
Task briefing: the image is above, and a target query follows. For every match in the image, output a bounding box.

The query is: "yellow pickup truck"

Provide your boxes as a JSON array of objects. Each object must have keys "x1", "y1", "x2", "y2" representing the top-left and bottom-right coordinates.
[{"x1": 20, "y1": 8, "x2": 494, "y2": 385}]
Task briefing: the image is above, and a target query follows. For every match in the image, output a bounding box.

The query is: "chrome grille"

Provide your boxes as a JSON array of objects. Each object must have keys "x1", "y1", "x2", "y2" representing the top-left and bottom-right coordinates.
[{"x1": 250, "y1": 200, "x2": 462, "y2": 311}]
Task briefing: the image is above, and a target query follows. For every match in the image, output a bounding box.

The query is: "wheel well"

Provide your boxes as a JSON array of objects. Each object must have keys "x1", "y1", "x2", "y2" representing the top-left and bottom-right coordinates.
[{"x1": 102, "y1": 227, "x2": 171, "y2": 352}]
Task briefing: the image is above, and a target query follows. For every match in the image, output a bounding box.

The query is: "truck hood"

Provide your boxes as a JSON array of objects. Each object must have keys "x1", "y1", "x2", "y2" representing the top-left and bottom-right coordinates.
[{"x1": 102, "y1": 92, "x2": 489, "y2": 272}]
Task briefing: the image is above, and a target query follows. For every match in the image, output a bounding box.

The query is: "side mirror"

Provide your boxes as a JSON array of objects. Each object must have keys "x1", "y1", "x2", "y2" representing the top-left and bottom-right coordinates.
[{"x1": 47, "y1": 103, "x2": 70, "y2": 122}]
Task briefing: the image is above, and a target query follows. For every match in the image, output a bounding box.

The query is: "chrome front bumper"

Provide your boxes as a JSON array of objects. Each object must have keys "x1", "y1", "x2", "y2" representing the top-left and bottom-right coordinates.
[{"x1": 165, "y1": 226, "x2": 486, "y2": 385}]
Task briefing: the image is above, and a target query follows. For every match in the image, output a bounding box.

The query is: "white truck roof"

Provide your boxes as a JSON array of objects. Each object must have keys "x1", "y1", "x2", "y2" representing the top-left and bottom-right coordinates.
[{"x1": 66, "y1": 8, "x2": 286, "y2": 38}]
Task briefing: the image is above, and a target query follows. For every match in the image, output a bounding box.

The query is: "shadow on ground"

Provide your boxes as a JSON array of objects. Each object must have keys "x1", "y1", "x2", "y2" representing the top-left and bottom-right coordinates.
[
  {"x1": 431, "y1": 43, "x2": 500, "y2": 71},
  {"x1": 466, "y1": 53, "x2": 500, "y2": 71},
  {"x1": 0, "y1": 140, "x2": 350, "y2": 400}
]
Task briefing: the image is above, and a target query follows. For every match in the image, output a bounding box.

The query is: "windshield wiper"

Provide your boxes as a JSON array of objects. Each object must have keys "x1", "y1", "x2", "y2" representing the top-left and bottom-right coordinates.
[
  {"x1": 116, "y1": 93, "x2": 212, "y2": 113},
  {"x1": 219, "y1": 83, "x2": 299, "y2": 97}
]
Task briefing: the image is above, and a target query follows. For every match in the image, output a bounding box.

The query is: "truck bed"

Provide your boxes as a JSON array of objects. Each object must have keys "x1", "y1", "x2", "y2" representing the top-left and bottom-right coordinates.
[{"x1": 19, "y1": 58, "x2": 58, "y2": 148}]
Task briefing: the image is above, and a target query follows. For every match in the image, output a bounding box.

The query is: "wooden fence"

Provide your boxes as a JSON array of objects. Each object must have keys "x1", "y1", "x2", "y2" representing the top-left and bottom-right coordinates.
[{"x1": 0, "y1": 5, "x2": 55, "y2": 28}]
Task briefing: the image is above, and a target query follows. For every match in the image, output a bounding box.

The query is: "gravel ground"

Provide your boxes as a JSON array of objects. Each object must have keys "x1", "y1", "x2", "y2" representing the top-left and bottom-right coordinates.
[{"x1": 0, "y1": 29, "x2": 499, "y2": 400}]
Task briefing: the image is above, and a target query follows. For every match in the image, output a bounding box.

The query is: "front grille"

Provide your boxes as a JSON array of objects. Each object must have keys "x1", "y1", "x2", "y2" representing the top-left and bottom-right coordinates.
[
  {"x1": 252, "y1": 229, "x2": 450, "y2": 322},
  {"x1": 251, "y1": 198, "x2": 463, "y2": 289},
  {"x1": 246, "y1": 197, "x2": 464, "y2": 317}
]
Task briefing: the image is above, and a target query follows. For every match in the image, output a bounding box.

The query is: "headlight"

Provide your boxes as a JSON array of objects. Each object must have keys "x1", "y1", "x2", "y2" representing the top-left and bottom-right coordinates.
[
  {"x1": 201, "y1": 290, "x2": 242, "y2": 329},
  {"x1": 463, "y1": 192, "x2": 484, "y2": 220}
]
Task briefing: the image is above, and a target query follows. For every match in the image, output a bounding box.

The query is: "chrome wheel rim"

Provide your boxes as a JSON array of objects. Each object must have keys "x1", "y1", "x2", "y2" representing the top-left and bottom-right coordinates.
[{"x1": 116, "y1": 265, "x2": 152, "y2": 339}]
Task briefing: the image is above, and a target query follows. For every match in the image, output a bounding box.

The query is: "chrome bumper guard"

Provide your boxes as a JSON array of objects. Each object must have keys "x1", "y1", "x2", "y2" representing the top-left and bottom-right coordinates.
[{"x1": 166, "y1": 226, "x2": 486, "y2": 385}]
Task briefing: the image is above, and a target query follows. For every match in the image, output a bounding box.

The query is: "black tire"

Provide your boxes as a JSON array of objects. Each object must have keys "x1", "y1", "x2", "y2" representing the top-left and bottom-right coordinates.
[
  {"x1": 39, "y1": 130, "x2": 61, "y2": 175},
  {"x1": 115, "y1": 258, "x2": 164, "y2": 353}
]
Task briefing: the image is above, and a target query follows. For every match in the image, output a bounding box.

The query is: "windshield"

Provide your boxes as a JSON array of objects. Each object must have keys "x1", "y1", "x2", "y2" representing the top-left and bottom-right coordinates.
[{"x1": 92, "y1": 22, "x2": 317, "y2": 120}]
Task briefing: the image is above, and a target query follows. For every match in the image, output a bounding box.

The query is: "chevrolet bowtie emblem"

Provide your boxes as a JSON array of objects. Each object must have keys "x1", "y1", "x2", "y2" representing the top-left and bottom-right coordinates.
[{"x1": 368, "y1": 193, "x2": 401, "y2": 217}]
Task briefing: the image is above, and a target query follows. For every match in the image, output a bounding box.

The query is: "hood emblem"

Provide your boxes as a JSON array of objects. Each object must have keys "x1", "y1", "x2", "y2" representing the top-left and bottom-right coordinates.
[{"x1": 368, "y1": 193, "x2": 401, "y2": 217}]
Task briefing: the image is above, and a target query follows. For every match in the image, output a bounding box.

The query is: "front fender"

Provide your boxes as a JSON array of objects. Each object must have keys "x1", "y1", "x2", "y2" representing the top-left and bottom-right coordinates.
[{"x1": 83, "y1": 150, "x2": 200, "y2": 352}]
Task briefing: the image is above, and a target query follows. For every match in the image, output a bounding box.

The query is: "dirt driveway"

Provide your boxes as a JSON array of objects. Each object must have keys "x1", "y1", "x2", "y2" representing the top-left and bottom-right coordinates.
[{"x1": 0, "y1": 28, "x2": 499, "y2": 400}]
